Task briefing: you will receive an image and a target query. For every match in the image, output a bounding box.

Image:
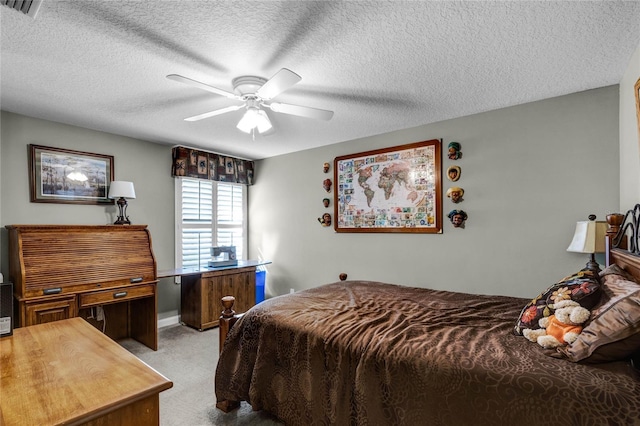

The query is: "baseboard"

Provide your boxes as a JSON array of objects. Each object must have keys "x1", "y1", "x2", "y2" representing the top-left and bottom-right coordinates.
[{"x1": 158, "y1": 315, "x2": 180, "y2": 329}]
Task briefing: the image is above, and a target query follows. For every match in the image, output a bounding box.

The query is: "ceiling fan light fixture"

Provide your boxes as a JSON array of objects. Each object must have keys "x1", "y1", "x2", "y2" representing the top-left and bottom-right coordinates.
[
  {"x1": 168, "y1": 68, "x2": 333, "y2": 131},
  {"x1": 237, "y1": 107, "x2": 272, "y2": 134},
  {"x1": 255, "y1": 110, "x2": 272, "y2": 133}
]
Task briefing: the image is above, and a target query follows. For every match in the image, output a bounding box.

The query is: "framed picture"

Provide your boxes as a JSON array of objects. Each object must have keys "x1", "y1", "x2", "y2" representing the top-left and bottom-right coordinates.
[
  {"x1": 333, "y1": 139, "x2": 442, "y2": 233},
  {"x1": 635, "y1": 77, "x2": 640, "y2": 147},
  {"x1": 29, "y1": 144, "x2": 114, "y2": 204}
]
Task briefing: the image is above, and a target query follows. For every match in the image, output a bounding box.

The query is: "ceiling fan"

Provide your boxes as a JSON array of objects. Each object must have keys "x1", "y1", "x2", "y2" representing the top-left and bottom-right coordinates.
[{"x1": 166, "y1": 68, "x2": 334, "y2": 135}]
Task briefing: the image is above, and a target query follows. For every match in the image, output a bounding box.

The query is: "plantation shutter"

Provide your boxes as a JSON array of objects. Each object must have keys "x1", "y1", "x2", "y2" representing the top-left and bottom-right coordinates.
[
  {"x1": 181, "y1": 179, "x2": 213, "y2": 268},
  {"x1": 178, "y1": 178, "x2": 247, "y2": 269},
  {"x1": 215, "y1": 183, "x2": 245, "y2": 260}
]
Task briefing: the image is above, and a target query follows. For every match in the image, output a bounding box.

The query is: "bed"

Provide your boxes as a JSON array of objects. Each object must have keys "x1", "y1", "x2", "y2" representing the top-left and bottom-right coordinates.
[{"x1": 214, "y1": 206, "x2": 640, "y2": 425}]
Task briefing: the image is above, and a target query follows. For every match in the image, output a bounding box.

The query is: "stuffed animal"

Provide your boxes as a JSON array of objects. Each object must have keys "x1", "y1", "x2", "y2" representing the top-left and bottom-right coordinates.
[{"x1": 522, "y1": 300, "x2": 590, "y2": 349}]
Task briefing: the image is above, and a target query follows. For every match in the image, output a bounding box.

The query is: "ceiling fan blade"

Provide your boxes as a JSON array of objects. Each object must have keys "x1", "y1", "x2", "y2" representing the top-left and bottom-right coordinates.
[
  {"x1": 167, "y1": 74, "x2": 240, "y2": 100},
  {"x1": 268, "y1": 102, "x2": 334, "y2": 121},
  {"x1": 256, "y1": 68, "x2": 301, "y2": 100},
  {"x1": 184, "y1": 104, "x2": 244, "y2": 122}
]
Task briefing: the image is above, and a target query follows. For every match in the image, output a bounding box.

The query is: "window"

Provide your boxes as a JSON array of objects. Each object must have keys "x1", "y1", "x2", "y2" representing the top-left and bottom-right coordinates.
[{"x1": 176, "y1": 178, "x2": 247, "y2": 269}]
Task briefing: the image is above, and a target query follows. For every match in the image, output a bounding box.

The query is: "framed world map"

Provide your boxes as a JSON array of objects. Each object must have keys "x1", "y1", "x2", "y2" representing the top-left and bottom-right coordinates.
[{"x1": 333, "y1": 139, "x2": 442, "y2": 233}]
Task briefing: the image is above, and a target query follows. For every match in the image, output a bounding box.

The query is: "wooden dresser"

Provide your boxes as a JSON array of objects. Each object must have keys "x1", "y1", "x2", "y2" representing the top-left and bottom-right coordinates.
[{"x1": 6, "y1": 224, "x2": 158, "y2": 350}]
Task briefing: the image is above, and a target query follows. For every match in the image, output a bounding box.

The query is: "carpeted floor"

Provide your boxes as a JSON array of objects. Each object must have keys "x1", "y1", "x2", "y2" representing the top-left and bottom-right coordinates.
[{"x1": 121, "y1": 324, "x2": 282, "y2": 426}]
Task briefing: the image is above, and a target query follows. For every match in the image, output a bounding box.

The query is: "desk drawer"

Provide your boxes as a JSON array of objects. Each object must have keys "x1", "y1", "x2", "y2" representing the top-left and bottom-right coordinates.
[{"x1": 79, "y1": 284, "x2": 155, "y2": 308}]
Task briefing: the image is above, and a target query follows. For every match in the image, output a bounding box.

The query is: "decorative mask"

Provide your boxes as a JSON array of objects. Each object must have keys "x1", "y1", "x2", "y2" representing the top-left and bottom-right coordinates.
[
  {"x1": 447, "y1": 209, "x2": 468, "y2": 228},
  {"x1": 446, "y1": 186, "x2": 464, "y2": 203},
  {"x1": 446, "y1": 165, "x2": 461, "y2": 182},
  {"x1": 323, "y1": 178, "x2": 332, "y2": 192},
  {"x1": 323, "y1": 162, "x2": 330, "y2": 173},
  {"x1": 318, "y1": 213, "x2": 332, "y2": 227},
  {"x1": 447, "y1": 142, "x2": 462, "y2": 160}
]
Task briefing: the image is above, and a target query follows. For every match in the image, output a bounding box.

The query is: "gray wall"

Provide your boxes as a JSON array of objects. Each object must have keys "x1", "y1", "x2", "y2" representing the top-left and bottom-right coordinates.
[
  {"x1": 250, "y1": 86, "x2": 620, "y2": 299},
  {"x1": 0, "y1": 85, "x2": 622, "y2": 320},
  {"x1": 0, "y1": 111, "x2": 180, "y2": 319}
]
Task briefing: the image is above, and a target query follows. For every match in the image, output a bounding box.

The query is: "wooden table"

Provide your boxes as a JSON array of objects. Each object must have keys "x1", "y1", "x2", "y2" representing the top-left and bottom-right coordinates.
[{"x1": 0, "y1": 317, "x2": 173, "y2": 425}]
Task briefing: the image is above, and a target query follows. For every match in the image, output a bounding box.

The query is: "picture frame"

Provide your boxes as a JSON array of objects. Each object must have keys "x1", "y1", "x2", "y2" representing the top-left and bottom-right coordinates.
[
  {"x1": 333, "y1": 139, "x2": 442, "y2": 233},
  {"x1": 635, "y1": 77, "x2": 640, "y2": 146},
  {"x1": 29, "y1": 144, "x2": 114, "y2": 204}
]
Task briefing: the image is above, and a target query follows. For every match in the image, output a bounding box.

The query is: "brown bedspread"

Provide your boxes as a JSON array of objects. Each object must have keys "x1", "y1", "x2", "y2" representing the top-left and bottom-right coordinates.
[{"x1": 215, "y1": 281, "x2": 640, "y2": 425}]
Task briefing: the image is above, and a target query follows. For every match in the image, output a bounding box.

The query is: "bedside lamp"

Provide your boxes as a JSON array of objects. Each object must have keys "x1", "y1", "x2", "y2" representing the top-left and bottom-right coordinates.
[
  {"x1": 567, "y1": 214, "x2": 608, "y2": 274},
  {"x1": 108, "y1": 181, "x2": 136, "y2": 225}
]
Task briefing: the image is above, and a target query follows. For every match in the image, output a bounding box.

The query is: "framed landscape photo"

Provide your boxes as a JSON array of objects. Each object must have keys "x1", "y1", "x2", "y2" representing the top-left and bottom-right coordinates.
[
  {"x1": 333, "y1": 139, "x2": 442, "y2": 233},
  {"x1": 29, "y1": 144, "x2": 114, "y2": 204}
]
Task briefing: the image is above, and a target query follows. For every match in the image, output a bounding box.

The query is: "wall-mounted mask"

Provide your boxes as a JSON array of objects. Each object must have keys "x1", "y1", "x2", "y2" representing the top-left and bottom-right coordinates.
[
  {"x1": 318, "y1": 213, "x2": 332, "y2": 227},
  {"x1": 446, "y1": 186, "x2": 464, "y2": 203},
  {"x1": 446, "y1": 165, "x2": 461, "y2": 182},
  {"x1": 447, "y1": 142, "x2": 462, "y2": 160},
  {"x1": 323, "y1": 178, "x2": 332, "y2": 192},
  {"x1": 447, "y1": 209, "x2": 468, "y2": 228}
]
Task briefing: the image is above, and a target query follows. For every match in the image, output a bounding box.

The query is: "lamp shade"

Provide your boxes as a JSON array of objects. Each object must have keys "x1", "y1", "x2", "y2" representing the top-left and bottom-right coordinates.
[
  {"x1": 108, "y1": 181, "x2": 136, "y2": 199},
  {"x1": 237, "y1": 107, "x2": 272, "y2": 134},
  {"x1": 567, "y1": 220, "x2": 607, "y2": 254}
]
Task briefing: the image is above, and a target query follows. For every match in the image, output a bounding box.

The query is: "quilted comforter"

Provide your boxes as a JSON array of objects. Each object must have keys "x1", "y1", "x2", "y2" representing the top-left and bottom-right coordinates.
[{"x1": 215, "y1": 280, "x2": 640, "y2": 425}]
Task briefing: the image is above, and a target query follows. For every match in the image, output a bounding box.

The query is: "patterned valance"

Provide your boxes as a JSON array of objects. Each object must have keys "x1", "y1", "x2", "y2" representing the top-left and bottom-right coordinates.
[{"x1": 171, "y1": 146, "x2": 254, "y2": 185}]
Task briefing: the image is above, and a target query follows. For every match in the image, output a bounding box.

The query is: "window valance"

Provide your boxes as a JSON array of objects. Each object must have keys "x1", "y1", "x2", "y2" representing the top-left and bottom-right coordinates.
[{"x1": 171, "y1": 146, "x2": 254, "y2": 185}]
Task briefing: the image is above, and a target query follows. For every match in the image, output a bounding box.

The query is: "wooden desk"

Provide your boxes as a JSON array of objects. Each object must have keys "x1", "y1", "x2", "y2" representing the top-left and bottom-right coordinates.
[
  {"x1": 6, "y1": 225, "x2": 159, "y2": 351},
  {"x1": 0, "y1": 318, "x2": 173, "y2": 425}
]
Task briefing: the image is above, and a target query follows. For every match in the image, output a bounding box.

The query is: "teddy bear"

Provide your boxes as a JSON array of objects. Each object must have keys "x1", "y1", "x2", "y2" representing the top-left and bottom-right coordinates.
[{"x1": 522, "y1": 300, "x2": 590, "y2": 349}]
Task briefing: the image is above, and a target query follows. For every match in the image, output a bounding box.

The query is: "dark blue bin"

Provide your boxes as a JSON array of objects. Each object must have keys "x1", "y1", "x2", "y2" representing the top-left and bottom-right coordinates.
[{"x1": 255, "y1": 268, "x2": 266, "y2": 304}]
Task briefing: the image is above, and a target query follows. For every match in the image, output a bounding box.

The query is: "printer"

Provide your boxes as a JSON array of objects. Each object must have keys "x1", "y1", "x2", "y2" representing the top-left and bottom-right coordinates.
[{"x1": 208, "y1": 246, "x2": 238, "y2": 268}]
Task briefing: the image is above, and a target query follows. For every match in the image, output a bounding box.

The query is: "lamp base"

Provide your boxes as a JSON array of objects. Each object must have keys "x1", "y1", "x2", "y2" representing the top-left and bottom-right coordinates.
[
  {"x1": 113, "y1": 216, "x2": 131, "y2": 225},
  {"x1": 113, "y1": 197, "x2": 132, "y2": 225},
  {"x1": 585, "y1": 253, "x2": 601, "y2": 275}
]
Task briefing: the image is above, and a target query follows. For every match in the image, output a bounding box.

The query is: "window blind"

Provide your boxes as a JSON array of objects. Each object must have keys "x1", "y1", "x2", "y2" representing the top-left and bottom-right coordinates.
[{"x1": 178, "y1": 178, "x2": 246, "y2": 269}]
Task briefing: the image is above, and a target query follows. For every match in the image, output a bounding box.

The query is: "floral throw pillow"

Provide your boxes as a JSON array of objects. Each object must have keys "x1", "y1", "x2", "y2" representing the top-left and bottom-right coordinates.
[
  {"x1": 557, "y1": 270, "x2": 640, "y2": 363},
  {"x1": 513, "y1": 268, "x2": 602, "y2": 335}
]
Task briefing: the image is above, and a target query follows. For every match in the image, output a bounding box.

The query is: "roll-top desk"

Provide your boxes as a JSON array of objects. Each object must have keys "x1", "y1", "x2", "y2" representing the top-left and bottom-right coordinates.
[{"x1": 6, "y1": 224, "x2": 159, "y2": 350}]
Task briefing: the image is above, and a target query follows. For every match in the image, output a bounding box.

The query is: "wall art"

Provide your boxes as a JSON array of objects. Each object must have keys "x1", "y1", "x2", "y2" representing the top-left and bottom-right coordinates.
[
  {"x1": 323, "y1": 178, "x2": 332, "y2": 192},
  {"x1": 318, "y1": 213, "x2": 332, "y2": 227},
  {"x1": 447, "y1": 141, "x2": 462, "y2": 160},
  {"x1": 446, "y1": 165, "x2": 461, "y2": 182},
  {"x1": 446, "y1": 186, "x2": 464, "y2": 203},
  {"x1": 635, "y1": 77, "x2": 640, "y2": 149},
  {"x1": 334, "y1": 139, "x2": 442, "y2": 233},
  {"x1": 448, "y1": 209, "x2": 467, "y2": 228},
  {"x1": 29, "y1": 144, "x2": 114, "y2": 205}
]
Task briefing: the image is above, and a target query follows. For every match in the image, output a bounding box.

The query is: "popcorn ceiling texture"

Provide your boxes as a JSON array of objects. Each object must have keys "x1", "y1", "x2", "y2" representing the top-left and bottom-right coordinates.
[{"x1": 1, "y1": 1, "x2": 639, "y2": 160}]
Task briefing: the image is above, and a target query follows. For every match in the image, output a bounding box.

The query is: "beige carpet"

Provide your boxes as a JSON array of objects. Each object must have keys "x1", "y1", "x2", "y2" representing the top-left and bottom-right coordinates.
[{"x1": 121, "y1": 324, "x2": 283, "y2": 426}]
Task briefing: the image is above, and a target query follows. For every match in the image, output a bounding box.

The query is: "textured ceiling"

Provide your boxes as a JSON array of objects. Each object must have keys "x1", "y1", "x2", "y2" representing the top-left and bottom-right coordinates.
[{"x1": 2, "y1": 1, "x2": 640, "y2": 160}]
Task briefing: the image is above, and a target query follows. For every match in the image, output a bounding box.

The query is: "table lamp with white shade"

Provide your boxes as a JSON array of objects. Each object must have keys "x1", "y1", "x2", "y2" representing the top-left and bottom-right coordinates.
[{"x1": 108, "y1": 181, "x2": 136, "y2": 225}]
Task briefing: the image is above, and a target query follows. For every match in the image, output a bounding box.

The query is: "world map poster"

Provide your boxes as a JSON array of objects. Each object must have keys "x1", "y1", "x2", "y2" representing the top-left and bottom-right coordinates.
[{"x1": 333, "y1": 139, "x2": 442, "y2": 233}]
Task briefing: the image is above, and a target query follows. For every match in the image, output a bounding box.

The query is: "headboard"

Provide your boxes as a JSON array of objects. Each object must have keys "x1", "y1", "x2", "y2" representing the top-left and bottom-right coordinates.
[{"x1": 605, "y1": 204, "x2": 640, "y2": 282}]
